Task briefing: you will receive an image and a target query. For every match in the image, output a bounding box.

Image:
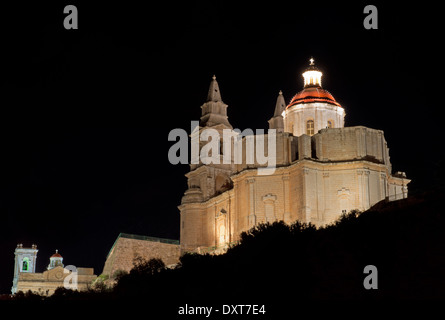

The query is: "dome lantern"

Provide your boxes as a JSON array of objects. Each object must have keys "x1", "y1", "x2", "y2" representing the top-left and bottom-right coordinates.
[{"x1": 302, "y1": 57, "x2": 322, "y2": 88}]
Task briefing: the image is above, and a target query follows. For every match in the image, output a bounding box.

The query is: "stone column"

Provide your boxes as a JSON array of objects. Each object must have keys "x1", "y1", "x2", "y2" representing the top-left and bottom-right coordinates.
[
  {"x1": 302, "y1": 168, "x2": 311, "y2": 223},
  {"x1": 357, "y1": 169, "x2": 364, "y2": 211},
  {"x1": 247, "y1": 178, "x2": 256, "y2": 228},
  {"x1": 364, "y1": 170, "x2": 370, "y2": 209},
  {"x1": 380, "y1": 172, "x2": 387, "y2": 200},
  {"x1": 358, "y1": 169, "x2": 371, "y2": 210},
  {"x1": 282, "y1": 174, "x2": 290, "y2": 223},
  {"x1": 321, "y1": 172, "x2": 330, "y2": 224}
]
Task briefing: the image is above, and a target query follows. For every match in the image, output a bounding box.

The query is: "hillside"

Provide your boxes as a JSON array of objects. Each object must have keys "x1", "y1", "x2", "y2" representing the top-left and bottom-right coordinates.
[
  {"x1": 154, "y1": 190, "x2": 445, "y2": 302},
  {"x1": 5, "y1": 190, "x2": 445, "y2": 312}
]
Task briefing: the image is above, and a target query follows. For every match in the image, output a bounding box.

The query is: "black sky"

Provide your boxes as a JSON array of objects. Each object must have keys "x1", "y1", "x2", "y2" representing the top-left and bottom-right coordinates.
[{"x1": 0, "y1": 1, "x2": 442, "y2": 293}]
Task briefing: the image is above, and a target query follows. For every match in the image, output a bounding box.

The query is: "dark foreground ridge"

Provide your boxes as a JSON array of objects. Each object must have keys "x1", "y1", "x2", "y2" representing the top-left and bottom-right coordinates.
[{"x1": 2, "y1": 190, "x2": 445, "y2": 313}]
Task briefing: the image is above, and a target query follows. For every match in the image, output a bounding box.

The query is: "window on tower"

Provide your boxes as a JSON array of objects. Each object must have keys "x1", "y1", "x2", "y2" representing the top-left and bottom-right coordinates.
[
  {"x1": 22, "y1": 258, "x2": 29, "y2": 271},
  {"x1": 327, "y1": 120, "x2": 334, "y2": 128},
  {"x1": 306, "y1": 120, "x2": 314, "y2": 135}
]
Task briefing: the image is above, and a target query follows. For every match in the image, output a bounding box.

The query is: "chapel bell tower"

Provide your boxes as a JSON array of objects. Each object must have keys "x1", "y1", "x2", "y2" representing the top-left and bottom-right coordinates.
[{"x1": 12, "y1": 244, "x2": 38, "y2": 294}]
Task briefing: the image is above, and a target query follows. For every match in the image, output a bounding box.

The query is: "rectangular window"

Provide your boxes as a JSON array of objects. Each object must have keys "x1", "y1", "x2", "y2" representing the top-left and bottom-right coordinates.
[{"x1": 306, "y1": 120, "x2": 314, "y2": 135}]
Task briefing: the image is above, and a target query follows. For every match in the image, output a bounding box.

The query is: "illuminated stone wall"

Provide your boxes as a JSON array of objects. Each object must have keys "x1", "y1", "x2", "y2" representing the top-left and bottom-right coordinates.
[
  {"x1": 179, "y1": 126, "x2": 410, "y2": 253},
  {"x1": 102, "y1": 233, "x2": 180, "y2": 277}
]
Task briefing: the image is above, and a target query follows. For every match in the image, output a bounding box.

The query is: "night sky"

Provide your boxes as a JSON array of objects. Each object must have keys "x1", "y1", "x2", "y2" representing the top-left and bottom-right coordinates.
[{"x1": 0, "y1": 1, "x2": 441, "y2": 294}]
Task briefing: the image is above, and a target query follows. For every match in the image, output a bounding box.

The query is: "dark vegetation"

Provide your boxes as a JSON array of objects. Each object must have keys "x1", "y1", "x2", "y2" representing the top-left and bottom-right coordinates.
[{"x1": 3, "y1": 190, "x2": 445, "y2": 309}]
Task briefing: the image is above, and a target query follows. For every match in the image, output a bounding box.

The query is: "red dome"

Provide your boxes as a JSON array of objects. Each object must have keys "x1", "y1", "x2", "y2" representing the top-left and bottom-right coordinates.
[
  {"x1": 287, "y1": 87, "x2": 341, "y2": 108},
  {"x1": 51, "y1": 251, "x2": 62, "y2": 258}
]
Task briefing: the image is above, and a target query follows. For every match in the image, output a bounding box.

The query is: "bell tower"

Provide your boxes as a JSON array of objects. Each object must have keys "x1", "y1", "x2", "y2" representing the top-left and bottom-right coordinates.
[
  {"x1": 179, "y1": 75, "x2": 236, "y2": 253},
  {"x1": 188, "y1": 74, "x2": 235, "y2": 198},
  {"x1": 12, "y1": 243, "x2": 38, "y2": 294}
]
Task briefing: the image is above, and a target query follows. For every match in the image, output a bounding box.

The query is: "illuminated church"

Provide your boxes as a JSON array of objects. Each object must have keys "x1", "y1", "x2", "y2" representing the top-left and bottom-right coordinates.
[
  {"x1": 102, "y1": 59, "x2": 410, "y2": 277},
  {"x1": 178, "y1": 58, "x2": 410, "y2": 253}
]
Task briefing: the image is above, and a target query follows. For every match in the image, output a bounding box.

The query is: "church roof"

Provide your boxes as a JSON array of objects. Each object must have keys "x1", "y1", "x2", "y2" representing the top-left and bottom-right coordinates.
[
  {"x1": 50, "y1": 250, "x2": 62, "y2": 258},
  {"x1": 287, "y1": 86, "x2": 341, "y2": 108}
]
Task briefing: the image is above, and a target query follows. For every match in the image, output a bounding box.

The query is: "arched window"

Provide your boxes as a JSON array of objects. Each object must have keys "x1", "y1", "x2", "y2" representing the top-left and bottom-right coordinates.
[
  {"x1": 306, "y1": 119, "x2": 314, "y2": 135},
  {"x1": 327, "y1": 120, "x2": 334, "y2": 128},
  {"x1": 22, "y1": 257, "x2": 29, "y2": 271}
]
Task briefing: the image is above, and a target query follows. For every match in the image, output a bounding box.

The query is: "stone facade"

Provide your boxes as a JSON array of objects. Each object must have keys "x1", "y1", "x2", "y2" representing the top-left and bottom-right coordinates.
[
  {"x1": 11, "y1": 245, "x2": 97, "y2": 295},
  {"x1": 14, "y1": 266, "x2": 96, "y2": 296},
  {"x1": 99, "y1": 59, "x2": 410, "y2": 269},
  {"x1": 179, "y1": 59, "x2": 410, "y2": 254},
  {"x1": 102, "y1": 233, "x2": 180, "y2": 277}
]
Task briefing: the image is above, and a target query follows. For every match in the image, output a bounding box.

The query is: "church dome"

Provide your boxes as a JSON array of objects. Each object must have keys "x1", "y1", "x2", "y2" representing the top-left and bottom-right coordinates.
[
  {"x1": 287, "y1": 57, "x2": 341, "y2": 108},
  {"x1": 287, "y1": 87, "x2": 341, "y2": 108},
  {"x1": 51, "y1": 252, "x2": 62, "y2": 258},
  {"x1": 283, "y1": 58, "x2": 345, "y2": 137},
  {"x1": 48, "y1": 250, "x2": 64, "y2": 270}
]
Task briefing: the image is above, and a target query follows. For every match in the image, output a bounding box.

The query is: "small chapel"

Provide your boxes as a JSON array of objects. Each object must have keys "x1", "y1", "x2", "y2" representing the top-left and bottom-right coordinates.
[{"x1": 11, "y1": 244, "x2": 97, "y2": 295}]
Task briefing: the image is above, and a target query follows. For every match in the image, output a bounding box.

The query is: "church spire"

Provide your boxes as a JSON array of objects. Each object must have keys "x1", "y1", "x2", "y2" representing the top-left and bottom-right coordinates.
[
  {"x1": 273, "y1": 90, "x2": 286, "y2": 116},
  {"x1": 268, "y1": 90, "x2": 285, "y2": 133},
  {"x1": 207, "y1": 75, "x2": 222, "y2": 102},
  {"x1": 200, "y1": 75, "x2": 232, "y2": 129}
]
